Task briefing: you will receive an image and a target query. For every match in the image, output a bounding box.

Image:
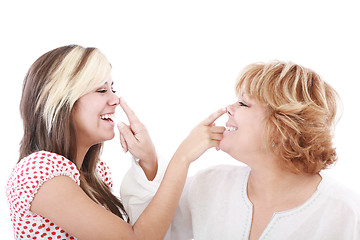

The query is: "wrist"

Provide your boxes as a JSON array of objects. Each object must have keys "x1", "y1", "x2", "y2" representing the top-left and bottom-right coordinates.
[
  {"x1": 139, "y1": 154, "x2": 158, "y2": 181},
  {"x1": 139, "y1": 152, "x2": 157, "y2": 167},
  {"x1": 172, "y1": 150, "x2": 191, "y2": 168}
]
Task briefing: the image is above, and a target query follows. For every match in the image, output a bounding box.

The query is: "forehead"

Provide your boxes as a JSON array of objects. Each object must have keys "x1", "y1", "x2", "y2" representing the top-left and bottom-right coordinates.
[
  {"x1": 237, "y1": 91, "x2": 253, "y2": 102},
  {"x1": 98, "y1": 76, "x2": 114, "y2": 87}
]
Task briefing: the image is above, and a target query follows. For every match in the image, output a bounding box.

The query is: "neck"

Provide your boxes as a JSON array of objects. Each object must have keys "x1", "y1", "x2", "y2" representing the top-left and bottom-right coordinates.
[
  {"x1": 75, "y1": 144, "x2": 90, "y2": 170},
  {"x1": 247, "y1": 161, "x2": 321, "y2": 208}
]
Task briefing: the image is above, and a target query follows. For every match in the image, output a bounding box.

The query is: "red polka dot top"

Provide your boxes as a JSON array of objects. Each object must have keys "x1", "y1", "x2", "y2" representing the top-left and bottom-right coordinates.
[{"x1": 6, "y1": 151, "x2": 113, "y2": 240}]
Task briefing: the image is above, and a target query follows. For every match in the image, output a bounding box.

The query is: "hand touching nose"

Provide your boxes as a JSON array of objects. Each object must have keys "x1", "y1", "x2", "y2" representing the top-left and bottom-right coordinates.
[{"x1": 117, "y1": 98, "x2": 157, "y2": 180}]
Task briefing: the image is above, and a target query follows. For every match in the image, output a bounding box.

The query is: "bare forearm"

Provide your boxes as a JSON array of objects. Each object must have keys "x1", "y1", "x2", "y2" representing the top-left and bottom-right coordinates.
[{"x1": 139, "y1": 156, "x2": 158, "y2": 181}]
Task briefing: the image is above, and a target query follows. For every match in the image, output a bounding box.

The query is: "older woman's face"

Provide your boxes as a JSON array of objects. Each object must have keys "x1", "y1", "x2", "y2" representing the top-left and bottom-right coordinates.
[{"x1": 220, "y1": 94, "x2": 267, "y2": 163}]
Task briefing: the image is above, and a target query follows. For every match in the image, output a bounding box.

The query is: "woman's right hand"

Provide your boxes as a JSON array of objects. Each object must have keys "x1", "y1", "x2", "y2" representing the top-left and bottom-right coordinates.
[
  {"x1": 128, "y1": 108, "x2": 227, "y2": 239},
  {"x1": 174, "y1": 108, "x2": 227, "y2": 164}
]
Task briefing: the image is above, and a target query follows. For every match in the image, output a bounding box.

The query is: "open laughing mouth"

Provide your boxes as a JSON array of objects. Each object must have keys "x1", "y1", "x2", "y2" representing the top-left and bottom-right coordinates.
[
  {"x1": 100, "y1": 113, "x2": 115, "y2": 124},
  {"x1": 225, "y1": 124, "x2": 238, "y2": 132}
]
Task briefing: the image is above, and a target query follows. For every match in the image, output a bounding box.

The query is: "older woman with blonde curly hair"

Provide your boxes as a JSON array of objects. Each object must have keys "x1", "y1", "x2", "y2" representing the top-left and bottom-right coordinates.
[{"x1": 123, "y1": 60, "x2": 360, "y2": 240}]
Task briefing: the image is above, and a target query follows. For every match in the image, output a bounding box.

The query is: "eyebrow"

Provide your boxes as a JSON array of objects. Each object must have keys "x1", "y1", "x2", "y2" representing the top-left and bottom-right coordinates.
[
  {"x1": 240, "y1": 92, "x2": 247, "y2": 101},
  {"x1": 100, "y1": 81, "x2": 114, "y2": 87},
  {"x1": 240, "y1": 93, "x2": 251, "y2": 104}
]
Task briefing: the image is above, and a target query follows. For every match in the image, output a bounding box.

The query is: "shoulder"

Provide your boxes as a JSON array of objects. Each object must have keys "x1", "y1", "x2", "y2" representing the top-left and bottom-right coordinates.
[
  {"x1": 319, "y1": 172, "x2": 360, "y2": 217},
  {"x1": 19, "y1": 151, "x2": 80, "y2": 181},
  {"x1": 6, "y1": 151, "x2": 81, "y2": 217},
  {"x1": 6, "y1": 150, "x2": 80, "y2": 190},
  {"x1": 96, "y1": 159, "x2": 113, "y2": 188},
  {"x1": 8, "y1": 151, "x2": 80, "y2": 181}
]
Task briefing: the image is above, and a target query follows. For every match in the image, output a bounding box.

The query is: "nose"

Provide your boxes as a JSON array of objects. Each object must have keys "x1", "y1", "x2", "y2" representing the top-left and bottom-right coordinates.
[
  {"x1": 227, "y1": 103, "x2": 236, "y2": 116},
  {"x1": 109, "y1": 92, "x2": 120, "y2": 106}
]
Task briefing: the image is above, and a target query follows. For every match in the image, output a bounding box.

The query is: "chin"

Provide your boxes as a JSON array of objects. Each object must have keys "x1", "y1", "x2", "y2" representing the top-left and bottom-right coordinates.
[
  {"x1": 100, "y1": 131, "x2": 115, "y2": 142},
  {"x1": 219, "y1": 140, "x2": 230, "y2": 153},
  {"x1": 106, "y1": 133, "x2": 115, "y2": 141},
  {"x1": 220, "y1": 140, "x2": 241, "y2": 161}
]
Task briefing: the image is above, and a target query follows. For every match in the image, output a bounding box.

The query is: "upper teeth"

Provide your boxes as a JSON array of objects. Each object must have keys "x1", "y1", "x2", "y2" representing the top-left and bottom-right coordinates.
[
  {"x1": 226, "y1": 126, "x2": 238, "y2": 131},
  {"x1": 100, "y1": 114, "x2": 114, "y2": 120}
]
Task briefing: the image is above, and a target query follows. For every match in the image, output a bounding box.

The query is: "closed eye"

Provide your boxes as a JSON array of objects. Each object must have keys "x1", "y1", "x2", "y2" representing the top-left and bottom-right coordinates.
[
  {"x1": 96, "y1": 89, "x2": 116, "y2": 93},
  {"x1": 239, "y1": 101, "x2": 249, "y2": 107},
  {"x1": 96, "y1": 81, "x2": 116, "y2": 94}
]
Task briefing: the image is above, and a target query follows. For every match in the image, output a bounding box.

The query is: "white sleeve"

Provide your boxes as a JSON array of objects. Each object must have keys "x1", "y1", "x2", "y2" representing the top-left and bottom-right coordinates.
[
  {"x1": 120, "y1": 154, "x2": 194, "y2": 240},
  {"x1": 168, "y1": 176, "x2": 194, "y2": 240},
  {"x1": 120, "y1": 155, "x2": 167, "y2": 225}
]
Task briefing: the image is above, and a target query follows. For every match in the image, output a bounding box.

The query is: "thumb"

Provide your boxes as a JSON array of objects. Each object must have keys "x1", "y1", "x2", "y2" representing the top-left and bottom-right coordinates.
[
  {"x1": 117, "y1": 122, "x2": 136, "y2": 147},
  {"x1": 119, "y1": 133, "x2": 128, "y2": 152}
]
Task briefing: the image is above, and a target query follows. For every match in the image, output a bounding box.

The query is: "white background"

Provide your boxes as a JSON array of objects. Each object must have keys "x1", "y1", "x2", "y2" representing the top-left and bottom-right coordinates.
[{"x1": 1, "y1": 0, "x2": 359, "y2": 237}]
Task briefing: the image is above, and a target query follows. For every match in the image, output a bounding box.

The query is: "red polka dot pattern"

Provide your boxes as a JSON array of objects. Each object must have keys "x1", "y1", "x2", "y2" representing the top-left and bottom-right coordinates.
[
  {"x1": 6, "y1": 151, "x2": 113, "y2": 239},
  {"x1": 96, "y1": 158, "x2": 113, "y2": 188}
]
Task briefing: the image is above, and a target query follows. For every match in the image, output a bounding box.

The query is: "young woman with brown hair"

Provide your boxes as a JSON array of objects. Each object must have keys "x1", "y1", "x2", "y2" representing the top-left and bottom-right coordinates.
[{"x1": 6, "y1": 44, "x2": 226, "y2": 239}]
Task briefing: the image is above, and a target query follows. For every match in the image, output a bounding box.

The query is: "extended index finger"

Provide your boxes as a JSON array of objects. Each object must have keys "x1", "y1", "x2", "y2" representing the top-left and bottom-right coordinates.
[
  {"x1": 119, "y1": 97, "x2": 140, "y2": 124},
  {"x1": 201, "y1": 108, "x2": 227, "y2": 126}
]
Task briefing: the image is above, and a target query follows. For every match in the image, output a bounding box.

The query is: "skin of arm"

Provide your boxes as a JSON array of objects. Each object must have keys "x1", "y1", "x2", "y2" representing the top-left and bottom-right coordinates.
[{"x1": 30, "y1": 107, "x2": 226, "y2": 240}]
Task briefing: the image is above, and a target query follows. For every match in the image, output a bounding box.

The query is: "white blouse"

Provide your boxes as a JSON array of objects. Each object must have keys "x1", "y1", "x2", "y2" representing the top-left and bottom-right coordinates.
[{"x1": 120, "y1": 161, "x2": 360, "y2": 240}]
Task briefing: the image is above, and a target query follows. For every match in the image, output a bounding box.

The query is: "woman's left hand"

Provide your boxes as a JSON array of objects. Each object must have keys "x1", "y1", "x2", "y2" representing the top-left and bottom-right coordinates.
[{"x1": 117, "y1": 97, "x2": 157, "y2": 180}]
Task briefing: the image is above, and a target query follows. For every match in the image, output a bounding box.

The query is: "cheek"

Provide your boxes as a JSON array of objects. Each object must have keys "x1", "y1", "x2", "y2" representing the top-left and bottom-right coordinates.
[
  {"x1": 220, "y1": 125, "x2": 263, "y2": 153},
  {"x1": 220, "y1": 130, "x2": 241, "y2": 153},
  {"x1": 73, "y1": 106, "x2": 99, "y2": 132},
  {"x1": 79, "y1": 101, "x2": 100, "y2": 119}
]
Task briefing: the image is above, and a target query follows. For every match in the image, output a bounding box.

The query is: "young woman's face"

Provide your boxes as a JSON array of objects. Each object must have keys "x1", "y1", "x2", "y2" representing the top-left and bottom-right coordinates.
[
  {"x1": 72, "y1": 77, "x2": 119, "y2": 148},
  {"x1": 220, "y1": 94, "x2": 267, "y2": 163}
]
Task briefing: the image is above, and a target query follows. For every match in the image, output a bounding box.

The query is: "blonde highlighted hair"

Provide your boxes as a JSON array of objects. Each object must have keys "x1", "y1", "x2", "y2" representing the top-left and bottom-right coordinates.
[
  {"x1": 236, "y1": 61, "x2": 340, "y2": 174},
  {"x1": 36, "y1": 46, "x2": 110, "y2": 133},
  {"x1": 19, "y1": 45, "x2": 128, "y2": 221}
]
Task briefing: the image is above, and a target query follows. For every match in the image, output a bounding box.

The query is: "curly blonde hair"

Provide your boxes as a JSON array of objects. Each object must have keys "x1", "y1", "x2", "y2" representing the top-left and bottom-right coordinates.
[{"x1": 236, "y1": 61, "x2": 340, "y2": 174}]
